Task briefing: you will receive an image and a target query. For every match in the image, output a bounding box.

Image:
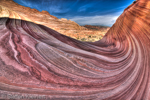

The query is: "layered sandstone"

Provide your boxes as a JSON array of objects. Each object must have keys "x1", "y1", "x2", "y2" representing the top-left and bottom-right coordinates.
[
  {"x1": 0, "y1": 0, "x2": 150, "y2": 100},
  {"x1": 0, "y1": 0, "x2": 109, "y2": 42}
]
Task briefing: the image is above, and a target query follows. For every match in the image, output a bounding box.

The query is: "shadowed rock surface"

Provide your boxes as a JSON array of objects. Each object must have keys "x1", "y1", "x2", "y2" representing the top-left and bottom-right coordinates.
[{"x1": 0, "y1": 0, "x2": 150, "y2": 99}]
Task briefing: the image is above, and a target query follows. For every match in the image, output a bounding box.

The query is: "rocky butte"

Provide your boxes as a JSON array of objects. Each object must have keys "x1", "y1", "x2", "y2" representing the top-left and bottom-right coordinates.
[
  {"x1": 0, "y1": 0, "x2": 150, "y2": 99},
  {"x1": 0, "y1": 0, "x2": 109, "y2": 42}
]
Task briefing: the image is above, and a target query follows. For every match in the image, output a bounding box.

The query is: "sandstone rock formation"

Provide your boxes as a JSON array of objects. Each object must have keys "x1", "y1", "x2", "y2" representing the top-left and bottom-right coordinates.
[
  {"x1": 0, "y1": 0, "x2": 108, "y2": 42},
  {"x1": 0, "y1": 0, "x2": 150, "y2": 99},
  {"x1": 84, "y1": 25, "x2": 110, "y2": 31}
]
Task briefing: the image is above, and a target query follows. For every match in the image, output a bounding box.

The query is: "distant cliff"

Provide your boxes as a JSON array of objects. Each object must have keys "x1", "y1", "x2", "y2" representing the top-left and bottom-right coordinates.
[{"x1": 0, "y1": 0, "x2": 109, "y2": 42}]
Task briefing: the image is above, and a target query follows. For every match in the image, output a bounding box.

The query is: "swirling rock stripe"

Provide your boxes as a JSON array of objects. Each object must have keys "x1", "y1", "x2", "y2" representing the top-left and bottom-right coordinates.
[{"x1": 0, "y1": 0, "x2": 150, "y2": 99}]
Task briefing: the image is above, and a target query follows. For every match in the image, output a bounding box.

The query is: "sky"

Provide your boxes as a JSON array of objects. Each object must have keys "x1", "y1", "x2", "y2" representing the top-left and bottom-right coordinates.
[{"x1": 13, "y1": 0, "x2": 135, "y2": 26}]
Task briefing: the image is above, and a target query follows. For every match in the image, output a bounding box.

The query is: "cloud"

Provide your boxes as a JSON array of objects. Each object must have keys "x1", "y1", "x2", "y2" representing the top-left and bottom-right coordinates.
[
  {"x1": 78, "y1": 4, "x2": 93, "y2": 12},
  {"x1": 69, "y1": 14, "x2": 120, "y2": 26}
]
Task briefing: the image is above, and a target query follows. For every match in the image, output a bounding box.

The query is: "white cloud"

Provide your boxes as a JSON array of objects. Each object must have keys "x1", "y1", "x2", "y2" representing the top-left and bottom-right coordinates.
[
  {"x1": 78, "y1": 4, "x2": 93, "y2": 12},
  {"x1": 69, "y1": 14, "x2": 120, "y2": 26}
]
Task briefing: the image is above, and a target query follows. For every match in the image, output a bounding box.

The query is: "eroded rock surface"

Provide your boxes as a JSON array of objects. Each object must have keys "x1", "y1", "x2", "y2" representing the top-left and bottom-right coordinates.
[{"x1": 0, "y1": 0, "x2": 150, "y2": 99}]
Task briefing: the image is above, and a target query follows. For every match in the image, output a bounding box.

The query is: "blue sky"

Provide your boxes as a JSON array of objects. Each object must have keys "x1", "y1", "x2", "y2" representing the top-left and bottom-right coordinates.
[{"x1": 13, "y1": 0, "x2": 135, "y2": 26}]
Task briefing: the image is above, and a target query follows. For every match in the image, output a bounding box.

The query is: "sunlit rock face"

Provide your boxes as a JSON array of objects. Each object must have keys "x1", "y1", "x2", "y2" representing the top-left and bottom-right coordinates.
[
  {"x1": 0, "y1": 0, "x2": 108, "y2": 42},
  {"x1": 0, "y1": 0, "x2": 150, "y2": 99}
]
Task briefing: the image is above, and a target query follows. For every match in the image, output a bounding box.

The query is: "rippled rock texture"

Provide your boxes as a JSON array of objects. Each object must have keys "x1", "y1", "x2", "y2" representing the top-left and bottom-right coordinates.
[{"x1": 0, "y1": 0, "x2": 150, "y2": 99}]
